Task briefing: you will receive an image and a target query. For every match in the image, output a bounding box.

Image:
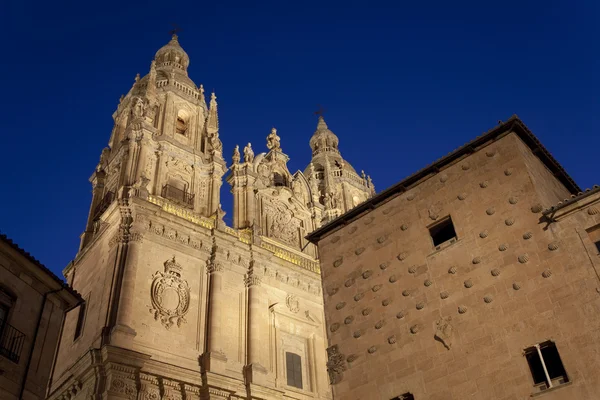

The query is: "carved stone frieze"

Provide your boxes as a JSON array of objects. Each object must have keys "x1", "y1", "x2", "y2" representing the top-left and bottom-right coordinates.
[
  {"x1": 260, "y1": 265, "x2": 321, "y2": 295},
  {"x1": 326, "y1": 345, "x2": 346, "y2": 385},
  {"x1": 141, "y1": 217, "x2": 211, "y2": 253},
  {"x1": 148, "y1": 257, "x2": 190, "y2": 329}
]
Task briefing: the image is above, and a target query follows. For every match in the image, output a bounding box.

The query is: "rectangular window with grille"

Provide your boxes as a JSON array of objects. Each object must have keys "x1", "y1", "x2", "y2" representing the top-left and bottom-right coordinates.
[
  {"x1": 286, "y1": 352, "x2": 303, "y2": 389},
  {"x1": 391, "y1": 393, "x2": 414, "y2": 400}
]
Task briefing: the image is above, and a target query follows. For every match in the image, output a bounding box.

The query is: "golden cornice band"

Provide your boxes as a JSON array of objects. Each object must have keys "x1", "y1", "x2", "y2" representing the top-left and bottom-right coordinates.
[{"x1": 148, "y1": 195, "x2": 215, "y2": 229}]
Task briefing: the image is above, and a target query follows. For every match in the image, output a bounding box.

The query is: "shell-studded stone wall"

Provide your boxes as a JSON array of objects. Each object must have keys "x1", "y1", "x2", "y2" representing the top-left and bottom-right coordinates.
[{"x1": 318, "y1": 133, "x2": 600, "y2": 400}]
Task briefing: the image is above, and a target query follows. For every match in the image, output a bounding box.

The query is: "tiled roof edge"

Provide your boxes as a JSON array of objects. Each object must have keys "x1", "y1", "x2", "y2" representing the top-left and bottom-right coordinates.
[
  {"x1": 542, "y1": 185, "x2": 600, "y2": 215},
  {"x1": 306, "y1": 116, "x2": 581, "y2": 243},
  {"x1": 0, "y1": 233, "x2": 82, "y2": 301}
]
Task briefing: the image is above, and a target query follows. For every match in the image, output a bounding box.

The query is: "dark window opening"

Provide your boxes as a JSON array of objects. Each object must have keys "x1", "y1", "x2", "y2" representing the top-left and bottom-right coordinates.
[
  {"x1": 429, "y1": 217, "x2": 457, "y2": 247},
  {"x1": 273, "y1": 173, "x2": 287, "y2": 187},
  {"x1": 391, "y1": 393, "x2": 415, "y2": 400},
  {"x1": 594, "y1": 240, "x2": 600, "y2": 253},
  {"x1": 74, "y1": 301, "x2": 87, "y2": 340},
  {"x1": 286, "y1": 352, "x2": 303, "y2": 389},
  {"x1": 525, "y1": 341, "x2": 569, "y2": 390},
  {"x1": 176, "y1": 117, "x2": 187, "y2": 135}
]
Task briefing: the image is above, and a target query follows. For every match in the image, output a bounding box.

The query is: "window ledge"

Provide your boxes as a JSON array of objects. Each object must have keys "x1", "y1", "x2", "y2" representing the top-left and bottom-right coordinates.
[
  {"x1": 428, "y1": 238, "x2": 460, "y2": 256},
  {"x1": 530, "y1": 381, "x2": 573, "y2": 397}
]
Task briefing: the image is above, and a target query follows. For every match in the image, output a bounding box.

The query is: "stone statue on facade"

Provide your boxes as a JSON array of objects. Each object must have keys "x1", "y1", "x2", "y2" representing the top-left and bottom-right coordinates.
[
  {"x1": 244, "y1": 143, "x2": 254, "y2": 163},
  {"x1": 132, "y1": 97, "x2": 144, "y2": 119},
  {"x1": 232, "y1": 145, "x2": 241, "y2": 164},
  {"x1": 266, "y1": 127, "x2": 281, "y2": 151}
]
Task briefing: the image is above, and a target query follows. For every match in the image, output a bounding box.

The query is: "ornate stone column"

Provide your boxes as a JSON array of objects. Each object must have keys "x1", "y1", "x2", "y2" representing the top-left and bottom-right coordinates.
[{"x1": 204, "y1": 259, "x2": 227, "y2": 370}]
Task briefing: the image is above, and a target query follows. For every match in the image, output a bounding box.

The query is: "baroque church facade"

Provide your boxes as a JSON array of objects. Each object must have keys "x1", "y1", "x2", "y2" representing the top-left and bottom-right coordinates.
[{"x1": 47, "y1": 35, "x2": 374, "y2": 400}]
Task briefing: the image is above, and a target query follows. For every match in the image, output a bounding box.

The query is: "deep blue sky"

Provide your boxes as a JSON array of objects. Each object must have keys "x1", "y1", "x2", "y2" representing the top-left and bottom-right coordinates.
[{"x1": 1, "y1": 0, "x2": 597, "y2": 279}]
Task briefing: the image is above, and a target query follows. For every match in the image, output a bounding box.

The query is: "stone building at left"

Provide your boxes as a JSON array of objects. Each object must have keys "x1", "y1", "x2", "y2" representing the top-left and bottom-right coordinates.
[{"x1": 0, "y1": 234, "x2": 82, "y2": 400}]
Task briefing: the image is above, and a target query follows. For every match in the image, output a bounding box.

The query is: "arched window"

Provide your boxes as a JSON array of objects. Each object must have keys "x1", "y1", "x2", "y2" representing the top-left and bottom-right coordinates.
[{"x1": 175, "y1": 111, "x2": 188, "y2": 135}]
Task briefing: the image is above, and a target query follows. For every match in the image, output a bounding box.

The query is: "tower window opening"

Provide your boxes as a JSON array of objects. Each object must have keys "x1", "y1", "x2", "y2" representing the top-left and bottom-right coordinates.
[
  {"x1": 595, "y1": 240, "x2": 600, "y2": 253},
  {"x1": 73, "y1": 300, "x2": 87, "y2": 340},
  {"x1": 429, "y1": 217, "x2": 457, "y2": 248},
  {"x1": 586, "y1": 225, "x2": 600, "y2": 254},
  {"x1": 176, "y1": 116, "x2": 187, "y2": 135},
  {"x1": 524, "y1": 341, "x2": 569, "y2": 392},
  {"x1": 273, "y1": 172, "x2": 287, "y2": 187}
]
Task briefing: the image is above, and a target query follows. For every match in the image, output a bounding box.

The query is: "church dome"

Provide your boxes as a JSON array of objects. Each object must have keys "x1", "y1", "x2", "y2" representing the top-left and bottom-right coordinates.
[
  {"x1": 309, "y1": 116, "x2": 340, "y2": 156},
  {"x1": 154, "y1": 34, "x2": 190, "y2": 72}
]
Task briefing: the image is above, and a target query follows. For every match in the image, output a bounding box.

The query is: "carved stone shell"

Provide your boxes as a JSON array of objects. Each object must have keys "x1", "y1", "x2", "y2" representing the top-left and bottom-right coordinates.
[
  {"x1": 512, "y1": 282, "x2": 521, "y2": 290},
  {"x1": 362, "y1": 308, "x2": 372, "y2": 316},
  {"x1": 498, "y1": 243, "x2": 508, "y2": 252},
  {"x1": 448, "y1": 266, "x2": 457, "y2": 274},
  {"x1": 336, "y1": 302, "x2": 346, "y2": 310},
  {"x1": 388, "y1": 335, "x2": 397, "y2": 344},
  {"x1": 355, "y1": 247, "x2": 365, "y2": 255},
  {"x1": 491, "y1": 269, "x2": 501, "y2": 277},
  {"x1": 509, "y1": 197, "x2": 519, "y2": 205},
  {"x1": 416, "y1": 302, "x2": 425, "y2": 310},
  {"x1": 479, "y1": 181, "x2": 489, "y2": 188},
  {"x1": 353, "y1": 330, "x2": 362, "y2": 338},
  {"x1": 440, "y1": 174, "x2": 448, "y2": 183},
  {"x1": 542, "y1": 269, "x2": 552, "y2": 278},
  {"x1": 333, "y1": 258, "x2": 343, "y2": 268},
  {"x1": 396, "y1": 311, "x2": 405, "y2": 319},
  {"x1": 382, "y1": 208, "x2": 392, "y2": 215},
  {"x1": 505, "y1": 218, "x2": 515, "y2": 226},
  {"x1": 401, "y1": 223, "x2": 409, "y2": 231},
  {"x1": 548, "y1": 242, "x2": 560, "y2": 251},
  {"x1": 354, "y1": 293, "x2": 364, "y2": 302},
  {"x1": 367, "y1": 346, "x2": 377, "y2": 354},
  {"x1": 397, "y1": 252, "x2": 408, "y2": 261},
  {"x1": 472, "y1": 257, "x2": 482, "y2": 265},
  {"x1": 440, "y1": 291, "x2": 449, "y2": 299},
  {"x1": 504, "y1": 168, "x2": 513, "y2": 176},
  {"x1": 327, "y1": 287, "x2": 339, "y2": 296},
  {"x1": 408, "y1": 266, "x2": 417, "y2": 274},
  {"x1": 461, "y1": 164, "x2": 470, "y2": 171},
  {"x1": 531, "y1": 204, "x2": 543, "y2": 213},
  {"x1": 523, "y1": 232, "x2": 533, "y2": 240},
  {"x1": 364, "y1": 216, "x2": 375, "y2": 225},
  {"x1": 402, "y1": 289, "x2": 411, "y2": 297},
  {"x1": 389, "y1": 275, "x2": 398, "y2": 283},
  {"x1": 479, "y1": 230, "x2": 488, "y2": 239},
  {"x1": 377, "y1": 236, "x2": 387, "y2": 244},
  {"x1": 348, "y1": 226, "x2": 357, "y2": 234},
  {"x1": 424, "y1": 279, "x2": 433, "y2": 287},
  {"x1": 382, "y1": 298, "x2": 391, "y2": 306},
  {"x1": 331, "y1": 236, "x2": 341, "y2": 243},
  {"x1": 406, "y1": 193, "x2": 416, "y2": 201},
  {"x1": 410, "y1": 324, "x2": 420, "y2": 334},
  {"x1": 375, "y1": 320, "x2": 385, "y2": 329},
  {"x1": 362, "y1": 270, "x2": 373, "y2": 279},
  {"x1": 344, "y1": 316, "x2": 354, "y2": 325},
  {"x1": 518, "y1": 254, "x2": 529, "y2": 264},
  {"x1": 486, "y1": 208, "x2": 495, "y2": 216},
  {"x1": 330, "y1": 323, "x2": 340, "y2": 332},
  {"x1": 588, "y1": 207, "x2": 599, "y2": 215},
  {"x1": 372, "y1": 284, "x2": 382, "y2": 292},
  {"x1": 486, "y1": 149, "x2": 496, "y2": 157},
  {"x1": 344, "y1": 278, "x2": 355, "y2": 288},
  {"x1": 464, "y1": 279, "x2": 473, "y2": 288},
  {"x1": 458, "y1": 306, "x2": 468, "y2": 314},
  {"x1": 379, "y1": 262, "x2": 389, "y2": 270},
  {"x1": 483, "y1": 295, "x2": 493, "y2": 304},
  {"x1": 347, "y1": 354, "x2": 358, "y2": 362},
  {"x1": 457, "y1": 193, "x2": 467, "y2": 201}
]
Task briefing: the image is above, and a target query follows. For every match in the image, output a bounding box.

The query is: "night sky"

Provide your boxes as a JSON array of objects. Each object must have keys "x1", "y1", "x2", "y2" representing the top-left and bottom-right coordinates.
[{"x1": 1, "y1": 0, "x2": 597, "y2": 278}]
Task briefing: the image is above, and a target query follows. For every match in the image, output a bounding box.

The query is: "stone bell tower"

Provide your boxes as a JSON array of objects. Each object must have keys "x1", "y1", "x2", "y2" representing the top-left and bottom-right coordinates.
[{"x1": 80, "y1": 33, "x2": 226, "y2": 250}]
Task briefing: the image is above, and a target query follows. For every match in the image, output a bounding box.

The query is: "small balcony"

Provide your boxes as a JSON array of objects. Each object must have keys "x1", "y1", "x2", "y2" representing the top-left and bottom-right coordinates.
[
  {"x1": 0, "y1": 319, "x2": 25, "y2": 363},
  {"x1": 93, "y1": 191, "x2": 115, "y2": 220},
  {"x1": 161, "y1": 185, "x2": 195, "y2": 208}
]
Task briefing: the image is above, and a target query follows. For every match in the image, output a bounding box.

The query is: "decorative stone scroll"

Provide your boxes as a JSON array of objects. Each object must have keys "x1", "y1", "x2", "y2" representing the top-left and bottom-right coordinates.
[
  {"x1": 149, "y1": 257, "x2": 190, "y2": 329},
  {"x1": 326, "y1": 345, "x2": 346, "y2": 384}
]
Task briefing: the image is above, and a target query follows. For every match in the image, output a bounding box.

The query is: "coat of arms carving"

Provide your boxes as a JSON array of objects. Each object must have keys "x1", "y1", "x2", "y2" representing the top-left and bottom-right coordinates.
[
  {"x1": 326, "y1": 344, "x2": 346, "y2": 384},
  {"x1": 149, "y1": 257, "x2": 190, "y2": 329}
]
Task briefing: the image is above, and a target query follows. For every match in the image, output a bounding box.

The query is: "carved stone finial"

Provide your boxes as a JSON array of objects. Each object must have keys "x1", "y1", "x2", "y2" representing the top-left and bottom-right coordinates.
[
  {"x1": 232, "y1": 145, "x2": 241, "y2": 164},
  {"x1": 326, "y1": 345, "x2": 346, "y2": 385}
]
